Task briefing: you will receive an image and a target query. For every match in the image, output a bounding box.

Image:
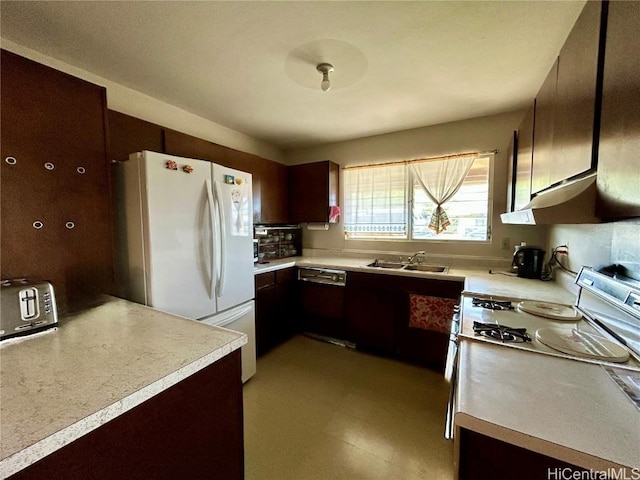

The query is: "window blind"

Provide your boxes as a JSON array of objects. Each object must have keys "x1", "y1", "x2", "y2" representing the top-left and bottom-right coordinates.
[{"x1": 343, "y1": 164, "x2": 407, "y2": 238}]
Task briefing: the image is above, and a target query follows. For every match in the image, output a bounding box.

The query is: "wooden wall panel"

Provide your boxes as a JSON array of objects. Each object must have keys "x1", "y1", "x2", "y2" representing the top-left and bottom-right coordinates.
[{"x1": 1, "y1": 50, "x2": 113, "y2": 313}]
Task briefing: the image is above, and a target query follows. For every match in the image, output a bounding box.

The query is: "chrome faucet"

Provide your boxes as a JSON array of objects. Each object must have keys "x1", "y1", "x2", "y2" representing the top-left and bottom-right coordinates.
[{"x1": 407, "y1": 251, "x2": 426, "y2": 264}]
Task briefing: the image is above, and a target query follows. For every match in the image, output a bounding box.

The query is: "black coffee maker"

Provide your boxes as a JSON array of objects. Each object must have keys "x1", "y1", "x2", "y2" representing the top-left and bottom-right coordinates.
[{"x1": 512, "y1": 246, "x2": 546, "y2": 279}]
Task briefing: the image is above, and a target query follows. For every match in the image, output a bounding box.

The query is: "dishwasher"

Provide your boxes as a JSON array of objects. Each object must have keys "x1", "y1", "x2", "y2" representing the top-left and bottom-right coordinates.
[{"x1": 298, "y1": 267, "x2": 349, "y2": 344}]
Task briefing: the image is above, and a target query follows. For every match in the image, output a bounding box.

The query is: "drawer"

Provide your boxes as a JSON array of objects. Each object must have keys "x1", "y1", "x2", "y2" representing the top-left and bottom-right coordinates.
[
  {"x1": 276, "y1": 267, "x2": 296, "y2": 284},
  {"x1": 255, "y1": 271, "x2": 276, "y2": 290}
]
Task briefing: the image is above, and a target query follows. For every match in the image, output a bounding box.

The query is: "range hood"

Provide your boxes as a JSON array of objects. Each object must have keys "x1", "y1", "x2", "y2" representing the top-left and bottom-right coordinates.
[{"x1": 500, "y1": 174, "x2": 599, "y2": 225}]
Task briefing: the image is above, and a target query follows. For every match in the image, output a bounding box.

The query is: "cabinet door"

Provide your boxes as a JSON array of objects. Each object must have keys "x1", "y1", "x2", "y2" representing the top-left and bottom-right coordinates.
[
  {"x1": 597, "y1": 0, "x2": 640, "y2": 218},
  {"x1": 164, "y1": 128, "x2": 229, "y2": 164},
  {"x1": 289, "y1": 161, "x2": 339, "y2": 223},
  {"x1": 0, "y1": 50, "x2": 113, "y2": 313},
  {"x1": 255, "y1": 272, "x2": 277, "y2": 356},
  {"x1": 257, "y1": 159, "x2": 289, "y2": 224},
  {"x1": 256, "y1": 285, "x2": 278, "y2": 356},
  {"x1": 458, "y1": 429, "x2": 590, "y2": 480},
  {"x1": 275, "y1": 267, "x2": 299, "y2": 342},
  {"x1": 531, "y1": 58, "x2": 558, "y2": 194},
  {"x1": 108, "y1": 110, "x2": 164, "y2": 162},
  {"x1": 551, "y1": 0, "x2": 602, "y2": 185},
  {"x1": 514, "y1": 104, "x2": 534, "y2": 211},
  {"x1": 346, "y1": 285, "x2": 402, "y2": 354}
]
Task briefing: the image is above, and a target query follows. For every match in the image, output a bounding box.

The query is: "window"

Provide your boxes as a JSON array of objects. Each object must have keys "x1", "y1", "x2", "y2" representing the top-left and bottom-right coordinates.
[{"x1": 344, "y1": 154, "x2": 492, "y2": 241}]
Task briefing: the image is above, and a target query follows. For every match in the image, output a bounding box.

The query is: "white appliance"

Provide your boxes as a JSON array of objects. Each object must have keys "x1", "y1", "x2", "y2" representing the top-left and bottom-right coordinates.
[{"x1": 116, "y1": 151, "x2": 256, "y2": 382}]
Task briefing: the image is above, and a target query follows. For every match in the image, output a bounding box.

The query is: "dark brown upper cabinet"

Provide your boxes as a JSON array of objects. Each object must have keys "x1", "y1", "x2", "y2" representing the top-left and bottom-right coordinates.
[
  {"x1": 531, "y1": 58, "x2": 558, "y2": 195},
  {"x1": 596, "y1": 0, "x2": 640, "y2": 219},
  {"x1": 551, "y1": 0, "x2": 602, "y2": 185},
  {"x1": 257, "y1": 159, "x2": 289, "y2": 224},
  {"x1": 289, "y1": 160, "x2": 340, "y2": 223},
  {"x1": 531, "y1": 0, "x2": 603, "y2": 194},
  {"x1": 107, "y1": 110, "x2": 165, "y2": 163},
  {"x1": 514, "y1": 103, "x2": 535, "y2": 211},
  {"x1": 1, "y1": 49, "x2": 114, "y2": 313},
  {"x1": 519, "y1": 0, "x2": 639, "y2": 222}
]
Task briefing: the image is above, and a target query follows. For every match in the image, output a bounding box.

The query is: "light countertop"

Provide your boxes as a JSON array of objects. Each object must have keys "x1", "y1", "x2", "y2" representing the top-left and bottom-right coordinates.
[
  {"x1": 0, "y1": 296, "x2": 247, "y2": 478},
  {"x1": 255, "y1": 255, "x2": 576, "y2": 305},
  {"x1": 455, "y1": 341, "x2": 640, "y2": 471}
]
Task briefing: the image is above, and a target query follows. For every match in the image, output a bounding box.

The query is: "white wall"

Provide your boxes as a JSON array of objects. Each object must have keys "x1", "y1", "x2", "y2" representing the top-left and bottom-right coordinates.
[
  {"x1": 285, "y1": 110, "x2": 549, "y2": 265},
  {"x1": 1, "y1": 39, "x2": 284, "y2": 163}
]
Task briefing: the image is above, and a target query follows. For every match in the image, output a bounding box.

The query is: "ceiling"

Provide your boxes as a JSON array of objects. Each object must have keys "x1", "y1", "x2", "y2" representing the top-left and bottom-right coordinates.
[{"x1": 0, "y1": 1, "x2": 586, "y2": 150}]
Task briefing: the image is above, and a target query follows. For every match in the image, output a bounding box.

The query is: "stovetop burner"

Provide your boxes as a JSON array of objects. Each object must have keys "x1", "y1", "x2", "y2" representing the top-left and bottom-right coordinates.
[
  {"x1": 472, "y1": 298, "x2": 515, "y2": 311},
  {"x1": 473, "y1": 321, "x2": 532, "y2": 343}
]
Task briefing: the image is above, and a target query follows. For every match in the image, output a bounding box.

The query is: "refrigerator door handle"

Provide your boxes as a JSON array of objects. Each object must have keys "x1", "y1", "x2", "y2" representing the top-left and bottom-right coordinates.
[
  {"x1": 205, "y1": 179, "x2": 216, "y2": 299},
  {"x1": 210, "y1": 301, "x2": 253, "y2": 328},
  {"x1": 213, "y1": 180, "x2": 227, "y2": 298}
]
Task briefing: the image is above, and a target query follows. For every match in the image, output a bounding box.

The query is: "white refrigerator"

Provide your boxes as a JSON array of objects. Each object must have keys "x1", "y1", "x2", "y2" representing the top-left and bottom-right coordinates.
[{"x1": 116, "y1": 150, "x2": 256, "y2": 382}]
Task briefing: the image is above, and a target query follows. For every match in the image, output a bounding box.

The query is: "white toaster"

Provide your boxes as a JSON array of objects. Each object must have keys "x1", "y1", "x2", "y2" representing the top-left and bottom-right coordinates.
[{"x1": 1, "y1": 279, "x2": 58, "y2": 341}]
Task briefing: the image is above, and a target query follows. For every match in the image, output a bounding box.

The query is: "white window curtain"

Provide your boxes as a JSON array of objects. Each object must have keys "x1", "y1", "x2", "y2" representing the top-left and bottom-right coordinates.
[
  {"x1": 343, "y1": 164, "x2": 406, "y2": 238},
  {"x1": 410, "y1": 156, "x2": 475, "y2": 234}
]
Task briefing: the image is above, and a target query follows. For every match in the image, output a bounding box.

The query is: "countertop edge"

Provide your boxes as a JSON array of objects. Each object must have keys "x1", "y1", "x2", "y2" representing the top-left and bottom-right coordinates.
[
  {"x1": 0, "y1": 334, "x2": 247, "y2": 478},
  {"x1": 254, "y1": 257, "x2": 468, "y2": 282},
  {"x1": 253, "y1": 256, "x2": 575, "y2": 305},
  {"x1": 454, "y1": 412, "x2": 632, "y2": 472}
]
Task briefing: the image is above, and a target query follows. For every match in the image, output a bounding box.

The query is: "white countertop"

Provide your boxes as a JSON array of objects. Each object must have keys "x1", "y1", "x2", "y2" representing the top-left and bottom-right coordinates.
[
  {"x1": 0, "y1": 296, "x2": 247, "y2": 478},
  {"x1": 455, "y1": 341, "x2": 640, "y2": 471},
  {"x1": 255, "y1": 255, "x2": 576, "y2": 305}
]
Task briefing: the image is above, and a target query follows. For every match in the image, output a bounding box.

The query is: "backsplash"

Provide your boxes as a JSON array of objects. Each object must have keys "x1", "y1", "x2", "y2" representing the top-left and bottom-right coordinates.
[{"x1": 548, "y1": 219, "x2": 640, "y2": 282}]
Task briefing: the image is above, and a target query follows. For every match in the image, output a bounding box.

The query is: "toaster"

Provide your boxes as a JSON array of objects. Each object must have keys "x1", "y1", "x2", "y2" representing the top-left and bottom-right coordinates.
[{"x1": 1, "y1": 279, "x2": 58, "y2": 341}]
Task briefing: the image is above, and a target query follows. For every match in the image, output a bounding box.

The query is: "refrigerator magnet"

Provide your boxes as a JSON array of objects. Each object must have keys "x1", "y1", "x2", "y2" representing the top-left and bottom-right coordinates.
[
  {"x1": 166, "y1": 160, "x2": 178, "y2": 170},
  {"x1": 224, "y1": 175, "x2": 235, "y2": 184},
  {"x1": 182, "y1": 165, "x2": 194, "y2": 174}
]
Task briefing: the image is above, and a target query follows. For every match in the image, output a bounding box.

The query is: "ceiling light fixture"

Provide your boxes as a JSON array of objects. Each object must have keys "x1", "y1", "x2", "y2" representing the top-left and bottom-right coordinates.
[{"x1": 316, "y1": 63, "x2": 334, "y2": 92}]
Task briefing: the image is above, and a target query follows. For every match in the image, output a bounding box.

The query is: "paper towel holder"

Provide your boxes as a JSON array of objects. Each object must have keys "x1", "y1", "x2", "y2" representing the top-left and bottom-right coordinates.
[{"x1": 307, "y1": 223, "x2": 329, "y2": 231}]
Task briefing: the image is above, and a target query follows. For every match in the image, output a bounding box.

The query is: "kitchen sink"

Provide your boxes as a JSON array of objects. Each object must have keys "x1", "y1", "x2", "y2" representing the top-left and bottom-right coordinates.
[
  {"x1": 403, "y1": 264, "x2": 448, "y2": 273},
  {"x1": 366, "y1": 261, "x2": 405, "y2": 269},
  {"x1": 367, "y1": 260, "x2": 448, "y2": 273}
]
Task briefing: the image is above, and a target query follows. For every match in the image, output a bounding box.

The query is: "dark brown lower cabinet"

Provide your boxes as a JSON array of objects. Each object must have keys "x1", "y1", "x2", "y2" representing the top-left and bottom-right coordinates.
[
  {"x1": 346, "y1": 273, "x2": 405, "y2": 355},
  {"x1": 346, "y1": 272, "x2": 462, "y2": 370},
  {"x1": 10, "y1": 351, "x2": 244, "y2": 480},
  {"x1": 255, "y1": 267, "x2": 299, "y2": 356},
  {"x1": 458, "y1": 429, "x2": 591, "y2": 480},
  {"x1": 396, "y1": 328, "x2": 449, "y2": 371}
]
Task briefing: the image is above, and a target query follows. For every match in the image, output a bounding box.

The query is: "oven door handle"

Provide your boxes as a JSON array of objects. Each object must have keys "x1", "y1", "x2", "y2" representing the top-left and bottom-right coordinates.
[{"x1": 444, "y1": 343, "x2": 458, "y2": 440}]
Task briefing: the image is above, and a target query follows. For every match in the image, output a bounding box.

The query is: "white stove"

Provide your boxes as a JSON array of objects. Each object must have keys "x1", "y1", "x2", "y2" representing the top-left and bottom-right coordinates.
[
  {"x1": 458, "y1": 267, "x2": 640, "y2": 371},
  {"x1": 444, "y1": 266, "x2": 640, "y2": 440}
]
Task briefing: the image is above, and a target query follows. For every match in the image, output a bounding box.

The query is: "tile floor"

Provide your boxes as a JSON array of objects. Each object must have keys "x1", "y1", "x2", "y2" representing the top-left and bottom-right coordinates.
[{"x1": 243, "y1": 335, "x2": 454, "y2": 480}]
